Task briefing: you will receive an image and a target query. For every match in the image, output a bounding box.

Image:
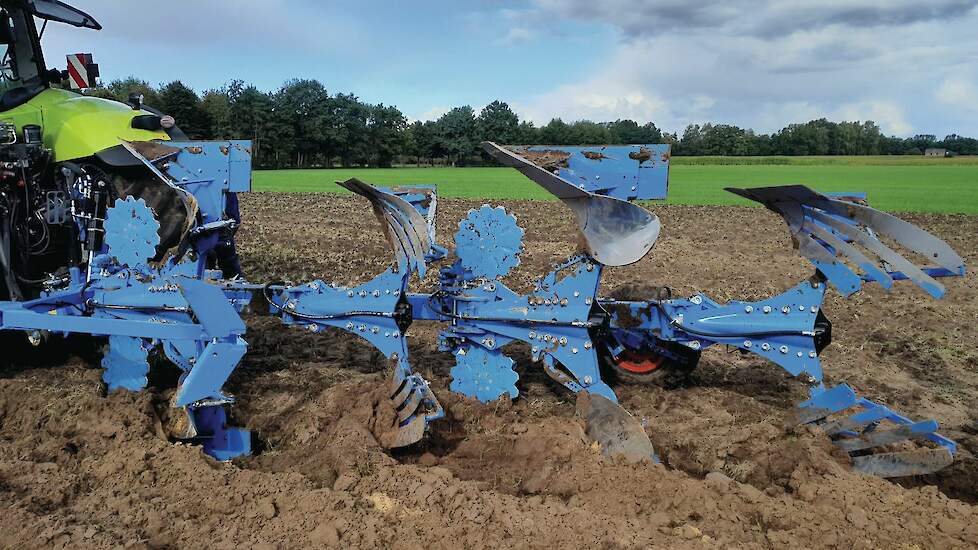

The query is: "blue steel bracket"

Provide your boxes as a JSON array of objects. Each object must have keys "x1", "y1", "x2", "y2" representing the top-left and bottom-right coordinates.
[
  {"x1": 161, "y1": 140, "x2": 252, "y2": 198},
  {"x1": 189, "y1": 404, "x2": 252, "y2": 461},
  {"x1": 272, "y1": 269, "x2": 443, "y2": 448},
  {"x1": 120, "y1": 139, "x2": 252, "y2": 273},
  {"x1": 434, "y1": 255, "x2": 617, "y2": 403},
  {"x1": 274, "y1": 269, "x2": 410, "y2": 361},
  {"x1": 123, "y1": 140, "x2": 252, "y2": 225},
  {"x1": 604, "y1": 279, "x2": 829, "y2": 382},
  {"x1": 92, "y1": 272, "x2": 250, "y2": 458},
  {"x1": 88, "y1": 272, "x2": 249, "y2": 401},
  {"x1": 508, "y1": 145, "x2": 670, "y2": 201},
  {"x1": 174, "y1": 339, "x2": 249, "y2": 406},
  {"x1": 176, "y1": 276, "x2": 247, "y2": 339}
]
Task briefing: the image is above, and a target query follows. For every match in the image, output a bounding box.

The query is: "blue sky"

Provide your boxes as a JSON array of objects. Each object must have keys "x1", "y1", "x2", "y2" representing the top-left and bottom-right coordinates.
[{"x1": 40, "y1": 0, "x2": 978, "y2": 137}]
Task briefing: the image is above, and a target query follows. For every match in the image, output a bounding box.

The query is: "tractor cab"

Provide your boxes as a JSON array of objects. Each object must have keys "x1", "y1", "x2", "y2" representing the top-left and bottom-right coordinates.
[{"x1": 0, "y1": 0, "x2": 99, "y2": 109}]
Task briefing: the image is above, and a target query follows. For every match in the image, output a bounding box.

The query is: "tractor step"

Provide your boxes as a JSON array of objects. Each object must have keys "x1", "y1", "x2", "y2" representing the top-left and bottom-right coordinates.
[{"x1": 794, "y1": 384, "x2": 956, "y2": 477}]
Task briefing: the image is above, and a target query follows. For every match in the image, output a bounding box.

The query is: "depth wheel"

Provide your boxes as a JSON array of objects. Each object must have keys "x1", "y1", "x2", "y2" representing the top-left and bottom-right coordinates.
[
  {"x1": 602, "y1": 342, "x2": 700, "y2": 386},
  {"x1": 602, "y1": 282, "x2": 700, "y2": 386}
]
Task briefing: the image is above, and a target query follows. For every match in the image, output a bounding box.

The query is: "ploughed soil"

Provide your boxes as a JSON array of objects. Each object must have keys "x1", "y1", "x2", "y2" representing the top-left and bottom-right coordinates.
[{"x1": 1, "y1": 192, "x2": 977, "y2": 549}]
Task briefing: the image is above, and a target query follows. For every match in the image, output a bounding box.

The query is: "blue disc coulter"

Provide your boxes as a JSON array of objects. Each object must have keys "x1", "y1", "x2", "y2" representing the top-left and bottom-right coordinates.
[{"x1": 1, "y1": 137, "x2": 966, "y2": 480}]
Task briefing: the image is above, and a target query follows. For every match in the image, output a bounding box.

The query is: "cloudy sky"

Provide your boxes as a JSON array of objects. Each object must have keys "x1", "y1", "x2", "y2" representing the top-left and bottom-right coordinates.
[{"x1": 41, "y1": 0, "x2": 978, "y2": 136}]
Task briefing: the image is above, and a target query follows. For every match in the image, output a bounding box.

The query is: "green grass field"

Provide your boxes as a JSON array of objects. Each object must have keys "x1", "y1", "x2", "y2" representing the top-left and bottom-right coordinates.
[{"x1": 252, "y1": 160, "x2": 978, "y2": 214}]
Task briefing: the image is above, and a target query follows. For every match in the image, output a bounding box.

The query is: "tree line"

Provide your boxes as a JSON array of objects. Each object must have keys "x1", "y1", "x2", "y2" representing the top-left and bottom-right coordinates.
[
  {"x1": 670, "y1": 121, "x2": 978, "y2": 157},
  {"x1": 89, "y1": 77, "x2": 978, "y2": 169}
]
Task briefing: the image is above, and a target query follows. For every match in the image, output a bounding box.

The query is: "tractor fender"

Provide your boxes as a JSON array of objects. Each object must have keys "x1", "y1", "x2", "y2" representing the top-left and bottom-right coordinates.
[{"x1": 28, "y1": 88, "x2": 168, "y2": 162}]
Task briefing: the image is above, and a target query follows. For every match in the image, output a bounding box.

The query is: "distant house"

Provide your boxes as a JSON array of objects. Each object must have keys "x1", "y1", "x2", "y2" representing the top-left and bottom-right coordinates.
[{"x1": 924, "y1": 148, "x2": 956, "y2": 157}]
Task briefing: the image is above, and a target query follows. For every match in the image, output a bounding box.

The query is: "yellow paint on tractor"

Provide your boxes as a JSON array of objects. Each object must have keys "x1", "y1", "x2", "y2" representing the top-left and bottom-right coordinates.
[{"x1": 0, "y1": 88, "x2": 167, "y2": 161}]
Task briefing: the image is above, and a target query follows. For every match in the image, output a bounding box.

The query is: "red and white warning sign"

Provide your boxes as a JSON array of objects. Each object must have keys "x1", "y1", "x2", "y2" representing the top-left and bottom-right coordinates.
[{"x1": 66, "y1": 53, "x2": 98, "y2": 90}]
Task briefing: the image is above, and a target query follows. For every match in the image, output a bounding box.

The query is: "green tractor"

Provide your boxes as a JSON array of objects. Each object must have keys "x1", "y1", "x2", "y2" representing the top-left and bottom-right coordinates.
[{"x1": 0, "y1": 0, "x2": 203, "y2": 300}]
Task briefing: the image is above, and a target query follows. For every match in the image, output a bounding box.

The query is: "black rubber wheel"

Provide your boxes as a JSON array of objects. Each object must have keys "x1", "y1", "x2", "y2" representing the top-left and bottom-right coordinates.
[
  {"x1": 600, "y1": 283, "x2": 700, "y2": 387},
  {"x1": 599, "y1": 341, "x2": 700, "y2": 386}
]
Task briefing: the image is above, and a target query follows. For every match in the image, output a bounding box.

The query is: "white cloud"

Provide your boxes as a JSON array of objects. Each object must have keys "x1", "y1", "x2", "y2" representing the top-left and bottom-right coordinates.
[
  {"x1": 412, "y1": 106, "x2": 451, "y2": 122},
  {"x1": 836, "y1": 101, "x2": 913, "y2": 136},
  {"x1": 936, "y1": 75, "x2": 978, "y2": 112},
  {"x1": 511, "y1": 40, "x2": 670, "y2": 125},
  {"x1": 504, "y1": 1, "x2": 978, "y2": 136},
  {"x1": 496, "y1": 27, "x2": 536, "y2": 46},
  {"x1": 516, "y1": 87, "x2": 667, "y2": 125}
]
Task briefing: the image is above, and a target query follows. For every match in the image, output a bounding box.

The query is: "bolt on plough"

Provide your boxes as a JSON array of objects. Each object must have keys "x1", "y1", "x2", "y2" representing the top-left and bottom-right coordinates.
[{"x1": 5, "y1": 138, "x2": 965, "y2": 478}]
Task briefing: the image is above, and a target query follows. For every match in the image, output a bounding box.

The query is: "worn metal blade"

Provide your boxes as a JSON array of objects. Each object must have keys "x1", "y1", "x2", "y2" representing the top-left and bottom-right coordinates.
[
  {"x1": 807, "y1": 222, "x2": 894, "y2": 288},
  {"x1": 375, "y1": 194, "x2": 428, "y2": 274},
  {"x1": 389, "y1": 376, "x2": 414, "y2": 408},
  {"x1": 383, "y1": 415, "x2": 427, "y2": 449},
  {"x1": 576, "y1": 391, "x2": 657, "y2": 464},
  {"x1": 378, "y1": 374, "x2": 443, "y2": 449},
  {"x1": 726, "y1": 185, "x2": 963, "y2": 297},
  {"x1": 792, "y1": 406, "x2": 834, "y2": 426},
  {"x1": 483, "y1": 142, "x2": 660, "y2": 266},
  {"x1": 792, "y1": 384, "x2": 858, "y2": 426},
  {"x1": 821, "y1": 408, "x2": 889, "y2": 436},
  {"x1": 851, "y1": 448, "x2": 953, "y2": 478},
  {"x1": 809, "y1": 209, "x2": 945, "y2": 298},
  {"x1": 337, "y1": 178, "x2": 430, "y2": 277},
  {"x1": 827, "y1": 198, "x2": 963, "y2": 273},
  {"x1": 834, "y1": 420, "x2": 938, "y2": 452},
  {"x1": 395, "y1": 387, "x2": 424, "y2": 424}
]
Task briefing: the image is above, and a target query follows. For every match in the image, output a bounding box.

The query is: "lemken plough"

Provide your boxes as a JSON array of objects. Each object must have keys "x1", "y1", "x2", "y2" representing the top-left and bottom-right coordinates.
[
  {"x1": 0, "y1": 0, "x2": 965, "y2": 482},
  {"x1": 0, "y1": 122, "x2": 965, "y2": 477}
]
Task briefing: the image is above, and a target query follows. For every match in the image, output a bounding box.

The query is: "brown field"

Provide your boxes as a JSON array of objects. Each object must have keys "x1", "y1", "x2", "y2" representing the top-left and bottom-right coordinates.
[{"x1": 1, "y1": 193, "x2": 976, "y2": 548}]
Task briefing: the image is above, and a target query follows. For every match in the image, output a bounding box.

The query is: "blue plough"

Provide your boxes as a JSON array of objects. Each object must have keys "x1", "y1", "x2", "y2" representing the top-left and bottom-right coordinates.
[{"x1": 2, "y1": 139, "x2": 965, "y2": 478}]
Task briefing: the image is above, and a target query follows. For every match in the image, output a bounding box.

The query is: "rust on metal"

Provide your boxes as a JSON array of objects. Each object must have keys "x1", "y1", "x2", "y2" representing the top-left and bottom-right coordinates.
[
  {"x1": 127, "y1": 140, "x2": 180, "y2": 163},
  {"x1": 582, "y1": 151, "x2": 611, "y2": 161},
  {"x1": 605, "y1": 301, "x2": 653, "y2": 329},
  {"x1": 629, "y1": 147, "x2": 653, "y2": 163},
  {"x1": 510, "y1": 148, "x2": 571, "y2": 171},
  {"x1": 185, "y1": 146, "x2": 204, "y2": 155}
]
